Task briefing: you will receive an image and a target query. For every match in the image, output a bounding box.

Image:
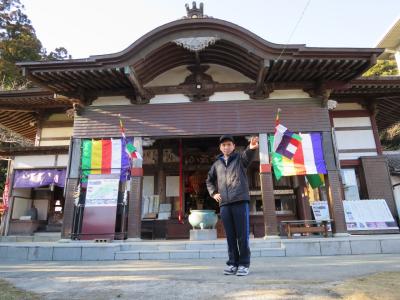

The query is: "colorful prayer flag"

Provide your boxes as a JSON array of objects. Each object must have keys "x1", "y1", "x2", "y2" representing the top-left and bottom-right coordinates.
[
  {"x1": 81, "y1": 139, "x2": 130, "y2": 182},
  {"x1": 270, "y1": 133, "x2": 327, "y2": 181},
  {"x1": 273, "y1": 109, "x2": 302, "y2": 159},
  {"x1": 119, "y1": 115, "x2": 142, "y2": 160}
]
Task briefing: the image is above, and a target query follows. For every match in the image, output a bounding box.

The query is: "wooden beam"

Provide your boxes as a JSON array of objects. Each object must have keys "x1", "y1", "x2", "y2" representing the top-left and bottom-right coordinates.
[
  {"x1": 124, "y1": 66, "x2": 154, "y2": 104},
  {"x1": 255, "y1": 60, "x2": 270, "y2": 92},
  {"x1": 246, "y1": 59, "x2": 272, "y2": 99}
]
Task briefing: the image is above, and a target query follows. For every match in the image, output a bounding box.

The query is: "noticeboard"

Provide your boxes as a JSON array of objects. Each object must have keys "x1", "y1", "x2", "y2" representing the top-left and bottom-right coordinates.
[{"x1": 343, "y1": 200, "x2": 398, "y2": 230}]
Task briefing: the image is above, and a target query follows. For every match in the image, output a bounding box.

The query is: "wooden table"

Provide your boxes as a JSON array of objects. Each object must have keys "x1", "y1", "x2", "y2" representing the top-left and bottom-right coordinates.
[{"x1": 280, "y1": 220, "x2": 332, "y2": 238}]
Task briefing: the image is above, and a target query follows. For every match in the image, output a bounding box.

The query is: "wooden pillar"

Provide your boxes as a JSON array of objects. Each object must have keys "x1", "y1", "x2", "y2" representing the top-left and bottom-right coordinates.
[
  {"x1": 361, "y1": 156, "x2": 397, "y2": 218},
  {"x1": 157, "y1": 146, "x2": 166, "y2": 204},
  {"x1": 259, "y1": 133, "x2": 279, "y2": 237},
  {"x1": 61, "y1": 138, "x2": 81, "y2": 239},
  {"x1": 127, "y1": 137, "x2": 143, "y2": 240},
  {"x1": 322, "y1": 131, "x2": 348, "y2": 235},
  {"x1": 297, "y1": 177, "x2": 312, "y2": 220}
]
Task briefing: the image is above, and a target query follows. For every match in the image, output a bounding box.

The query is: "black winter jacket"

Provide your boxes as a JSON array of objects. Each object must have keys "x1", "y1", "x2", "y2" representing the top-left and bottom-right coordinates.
[{"x1": 206, "y1": 147, "x2": 256, "y2": 206}]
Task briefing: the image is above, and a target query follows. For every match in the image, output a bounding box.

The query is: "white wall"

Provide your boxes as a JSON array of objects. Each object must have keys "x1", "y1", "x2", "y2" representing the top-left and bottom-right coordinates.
[
  {"x1": 39, "y1": 113, "x2": 73, "y2": 146},
  {"x1": 335, "y1": 102, "x2": 364, "y2": 110},
  {"x1": 145, "y1": 64, "x2": 254, "y2": 87},
  {"x1": 333, "y1": 116, "x2": 377, "y2": 160},
  {"x1": 14, "y1": 155, "x2": 56, "y2": 168},
  {"x1": 335, "y1": 131, "x2": 376, "y2": 150},
  {"x1": 41, "y1": 127, "x2": 72, "y2": 138},
  {"x1": 269, "y1": 90, "x2": 311, "y2": 99},
  {"x1": 57, "y1": 154, "x2": 69, "y2": 167},
  {"x1": 11, "y1": 188, "x2": 32, "y2": 219},
  {"x1": 333, "y1": 117, "x2": 371, "y2": 127},
  {"x1": 149, "y1": 94, "x2": 190, "y2": 104},
  {"x1": 91, "y1": 96, "x2": 131, "y2": 106},
  {"x1": 209, "y1": 91, "x2": 250, "y2": 101},
  {"x1": 14, "y1": 154, "x2": 68, "y2": 168}
]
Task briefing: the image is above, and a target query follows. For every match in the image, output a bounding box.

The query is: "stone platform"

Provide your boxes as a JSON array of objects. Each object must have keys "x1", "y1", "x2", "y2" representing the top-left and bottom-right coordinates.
[{"x1": 1, "y1": 235, "x2": 400, "y2": 261}]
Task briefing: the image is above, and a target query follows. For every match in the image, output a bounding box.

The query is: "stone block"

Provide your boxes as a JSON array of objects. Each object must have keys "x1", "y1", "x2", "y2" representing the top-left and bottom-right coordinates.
[
  {"x1": 53, "y1": 247, "x2": 82, "y2": 261},
  {"x1": 199, "y1": 250, "x2": 227, "y2": 259},
  {"x1": 259, "y1": 248, "x2": 286, "y2": 257},
  {"x1": 120, "y1": 244, "x2": 159, "y2": 251},
  {"x1": 284, "y1": 241, "x2": 321, "y2": 256},
  {"x1": 16, "y1": 236, "x2": 33, "y2": 242},
  {"x1": 0, "y1": 246, "x2": 8, "y2": 259},
  {"x1": 115, "y1": 251, "x2": 140, "y2": 260},
  {"x1": 252, "y1": 241, "x2": 282, "y2": 249},
  {"x1": 380, "y1": 239, "x2": 400, "y2": 254},
  {"x1": 250, "y1": 249, "x2": 261, "y2": 257},
  {"x1": 213, "y1": 242, "x2": 227, "y2": 249},
  {"x1": 350, "y1": 240, "x2": 381, "y2": 255},
  {"x1": 33, "y1": 236, "x2": 59, "y2": 242},
  {"x1": 81, "y1": 246, "x2": 116, "y2": 260},
  {"x1": 2, "y1": 236, "x2": 17, "y2": 243},
  {"x1": 320, "y1": 241, "x2": 351, "y2": 256},
  {"x1": 7, "y1": 246, "x2": 29, "y2": 260},
  {"x1": 28, "y1": 247, "x2": 54, "y2": 261},
  {"x1": 139, "y1": 251, "x2": 169, "y2": 260},
  {"x1": 169, "y1": 250, "x2": 200, "y2": 259},
  {"x1": 189, "y1": 229, "x2": 217, "y2": 241},
  {"x1": 185, "y1": 243, "x2": 215, "y2": 250},
  {"x1": 158, "y1": 244, "x2": 186, "y2": 251}
]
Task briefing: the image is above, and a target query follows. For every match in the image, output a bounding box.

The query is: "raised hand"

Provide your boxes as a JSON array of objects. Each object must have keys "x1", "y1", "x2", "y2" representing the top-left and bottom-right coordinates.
[{"x1": 249, "y1": 136, "x2": 259, "y2": 149}]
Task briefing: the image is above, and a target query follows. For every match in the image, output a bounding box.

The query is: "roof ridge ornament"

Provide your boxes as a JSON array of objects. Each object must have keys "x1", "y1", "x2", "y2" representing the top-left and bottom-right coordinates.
[
  {"x1": 184, "y1": 2, "x2": 208, "y2": 19},
  {"x1": 174, "y1": 37, "x2": 219, "y2": 52}
]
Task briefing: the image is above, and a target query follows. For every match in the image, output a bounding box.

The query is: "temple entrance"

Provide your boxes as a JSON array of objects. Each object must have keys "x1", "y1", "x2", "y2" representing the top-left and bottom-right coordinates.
[
  {"x1": 140, "y1": 135, "x2": 329, "y2": 239},
  {"x1": 141, "y1": 136, "x2": 256, "y2": 239}
]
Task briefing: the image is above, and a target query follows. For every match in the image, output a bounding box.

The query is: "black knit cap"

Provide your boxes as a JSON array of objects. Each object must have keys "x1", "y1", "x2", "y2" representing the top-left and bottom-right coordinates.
[{"x1": 219, "y1": 134, "x2": 234, "y2": 144}]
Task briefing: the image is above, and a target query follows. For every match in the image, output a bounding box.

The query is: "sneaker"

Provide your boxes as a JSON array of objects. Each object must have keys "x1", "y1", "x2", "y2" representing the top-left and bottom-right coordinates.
[
  {"x1": 236, "y1": 266, "x2": 249, "y2": 276},
  {"x1": 223, "y1": 265, "x2": 238, "y2": 275}
]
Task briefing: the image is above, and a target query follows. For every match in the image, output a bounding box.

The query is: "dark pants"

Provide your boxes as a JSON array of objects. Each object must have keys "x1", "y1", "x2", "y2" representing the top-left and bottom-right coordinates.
[{"x1": 220, "y1": 201, "x2": 250, "y2": 267}]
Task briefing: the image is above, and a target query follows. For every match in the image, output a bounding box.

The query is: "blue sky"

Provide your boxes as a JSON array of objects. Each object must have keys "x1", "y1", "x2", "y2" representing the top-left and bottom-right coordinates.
[{"x1": 22, "y1": 0, "x2": 400, "y2": 59}]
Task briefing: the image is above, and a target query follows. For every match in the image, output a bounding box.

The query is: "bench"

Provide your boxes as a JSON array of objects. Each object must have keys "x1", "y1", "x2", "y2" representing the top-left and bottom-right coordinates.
[{"x1": 280, "y1": 220, "x2": 332, "y2": 238}]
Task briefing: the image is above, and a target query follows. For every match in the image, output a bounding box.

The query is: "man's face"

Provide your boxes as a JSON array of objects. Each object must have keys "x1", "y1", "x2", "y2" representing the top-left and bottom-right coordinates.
[{"x1": 219, "y1": 141, "x2": 235, "y2": 156}]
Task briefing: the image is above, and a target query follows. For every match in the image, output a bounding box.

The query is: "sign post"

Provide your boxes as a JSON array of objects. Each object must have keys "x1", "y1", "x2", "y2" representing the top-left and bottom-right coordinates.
[{"x1": 81, "y1": 174, "x2": 120, "y2": 240}]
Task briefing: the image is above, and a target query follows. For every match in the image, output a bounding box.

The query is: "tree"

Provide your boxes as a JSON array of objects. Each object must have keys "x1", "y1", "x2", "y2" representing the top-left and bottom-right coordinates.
[
  {"x1": 0, "y1": 0, "x2": 70, "y2": 90},
  {"x1": 380, "y1": 123, "x2": 400, "y2": 151},
  {"x1": 363, "y1": 60, "x2": 398, "y2": 77},
  {"x1": 44, "y1": 47, "x2": 71, "y2": 61}
]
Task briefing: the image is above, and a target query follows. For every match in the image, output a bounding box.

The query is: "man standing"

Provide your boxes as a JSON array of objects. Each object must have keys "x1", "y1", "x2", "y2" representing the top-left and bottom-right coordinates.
[{"x1": 206, "y1": 134, "x2": 259, "y2": 276}]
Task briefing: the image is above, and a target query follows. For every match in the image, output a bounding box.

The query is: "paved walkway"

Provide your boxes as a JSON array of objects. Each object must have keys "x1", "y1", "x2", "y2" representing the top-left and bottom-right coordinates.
[{"x1": 1, "y1": 254, "x2": 400, "y2": 299}]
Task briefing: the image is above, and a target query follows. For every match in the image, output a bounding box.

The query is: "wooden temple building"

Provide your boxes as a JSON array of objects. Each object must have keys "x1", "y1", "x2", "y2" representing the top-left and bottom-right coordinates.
[{"x1": 1, "y1": 4, "x2": 399, "y2": 240}]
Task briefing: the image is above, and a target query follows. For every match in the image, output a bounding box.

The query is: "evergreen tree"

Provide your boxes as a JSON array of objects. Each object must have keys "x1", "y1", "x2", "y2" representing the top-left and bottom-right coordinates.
[
  {"x1": 363, "y1": 60, "x2": 398, "y2": 77},
  {"x1": 0, "y1": 0, "x2": 70, "y2": 90}
]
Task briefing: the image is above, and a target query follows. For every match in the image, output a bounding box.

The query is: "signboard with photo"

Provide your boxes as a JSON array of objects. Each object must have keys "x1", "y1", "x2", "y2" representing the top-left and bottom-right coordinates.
[
  {"x1": 86, "y1": 174, "x2": 120, "y2": 206},
  {"x1": 81, "y1": 173, "x2": 121, "y2": 240},
  {"x1": 343, "y1": 200, "x2": 398, "y2": 230},
  {"x1": 311, "y1": 201, "x2": 330, "y2": 221}
]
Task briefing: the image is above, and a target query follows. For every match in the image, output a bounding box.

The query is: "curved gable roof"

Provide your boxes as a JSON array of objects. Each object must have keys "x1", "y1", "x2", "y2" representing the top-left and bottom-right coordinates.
[{"x1": 18, "y1": 17, "x2": 382, "y2": 97}]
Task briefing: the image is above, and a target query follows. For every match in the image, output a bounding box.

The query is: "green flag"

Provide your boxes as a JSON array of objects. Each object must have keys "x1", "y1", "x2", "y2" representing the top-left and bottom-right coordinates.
[{"x1": 306, "y1": 174, "x2": 325, "y2": 189}]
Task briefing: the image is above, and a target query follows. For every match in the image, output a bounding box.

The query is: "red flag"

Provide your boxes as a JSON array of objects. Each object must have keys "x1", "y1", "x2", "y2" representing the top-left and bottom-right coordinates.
[{"x1": 2, "y1": 180, "x2": 10, "y2": 211}]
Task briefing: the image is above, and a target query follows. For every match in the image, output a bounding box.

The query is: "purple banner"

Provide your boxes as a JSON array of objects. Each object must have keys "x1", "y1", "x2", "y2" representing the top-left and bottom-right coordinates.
[{"x1": 13, "y1": 169, "x2": 66, "y2": 188}]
